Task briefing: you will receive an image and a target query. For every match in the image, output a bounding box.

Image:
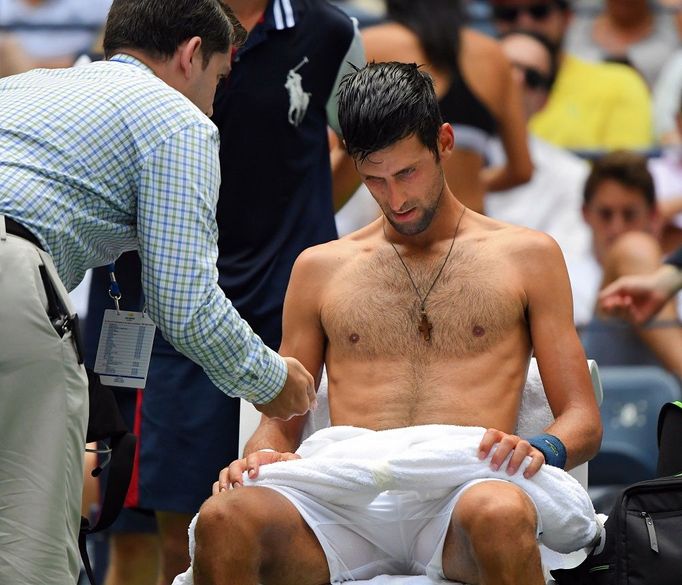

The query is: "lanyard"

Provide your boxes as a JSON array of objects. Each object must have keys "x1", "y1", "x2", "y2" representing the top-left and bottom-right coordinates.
[{"x1": 108, "y1": 263, "x2": 122, "y2": 313}]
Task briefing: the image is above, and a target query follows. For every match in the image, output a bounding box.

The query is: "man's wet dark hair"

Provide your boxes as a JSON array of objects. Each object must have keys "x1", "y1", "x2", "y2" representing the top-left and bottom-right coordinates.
[
  {"x1": 103, "y1": 0, "x2": 246, "y2": 67},
  {"x1": 583, "y1": 150, "x2": 656, "y2": 208},
  {"x1": 337, "y1": 61, "x2": 444, "y2": 163}
]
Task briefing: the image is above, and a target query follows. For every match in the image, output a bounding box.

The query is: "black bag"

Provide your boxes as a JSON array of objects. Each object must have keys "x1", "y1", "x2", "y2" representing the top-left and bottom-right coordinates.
[
  {"x1": 79, "y1": 368, "x2": 137, "y2": 585},
  {"x1": 551, "y1": 402, "x2": 682, "y2": 585}
]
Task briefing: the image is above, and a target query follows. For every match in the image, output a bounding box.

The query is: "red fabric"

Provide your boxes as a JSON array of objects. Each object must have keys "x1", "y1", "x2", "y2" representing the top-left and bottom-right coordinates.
[{"x1": 123, "y1": 389, "x2": 144, "y2": 508}]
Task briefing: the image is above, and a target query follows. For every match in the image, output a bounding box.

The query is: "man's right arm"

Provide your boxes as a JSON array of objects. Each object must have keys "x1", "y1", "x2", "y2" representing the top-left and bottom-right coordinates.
[
  {"x1": 137, "y1": 123, "x2": 314, "y2": 417},
  {"x1": 218, "y1": 244, "x2": 332, "y2": 489}
]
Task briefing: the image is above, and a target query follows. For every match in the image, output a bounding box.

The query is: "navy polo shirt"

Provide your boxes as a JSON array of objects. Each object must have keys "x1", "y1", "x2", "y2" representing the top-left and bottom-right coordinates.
[{"x1": 211, "y1": 0, "x2": 359, "y2": 350}]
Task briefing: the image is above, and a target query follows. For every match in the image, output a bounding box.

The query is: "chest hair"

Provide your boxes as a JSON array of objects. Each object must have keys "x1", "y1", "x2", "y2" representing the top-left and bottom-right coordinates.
[{"x1": 322, "y1": 245, "x2": 524, "y2": 361}]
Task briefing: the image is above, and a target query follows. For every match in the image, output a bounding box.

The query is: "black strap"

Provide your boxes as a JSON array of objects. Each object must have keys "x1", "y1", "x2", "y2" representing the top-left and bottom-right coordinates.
[
  {"x1": 657, "y1": 401, "x2": 682, "y2": 477},
  {"x1": 3, "y1": 216, "x2": 44, "y2": 250},
  {"x1": 79, "y1": 432, "x2": 136, "y2": 585}
]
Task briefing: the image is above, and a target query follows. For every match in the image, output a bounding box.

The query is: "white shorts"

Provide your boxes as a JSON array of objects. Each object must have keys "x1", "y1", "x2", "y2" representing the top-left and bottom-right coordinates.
[{"x1": 267, "y1": 478, "x2": 541, "y2": 583}]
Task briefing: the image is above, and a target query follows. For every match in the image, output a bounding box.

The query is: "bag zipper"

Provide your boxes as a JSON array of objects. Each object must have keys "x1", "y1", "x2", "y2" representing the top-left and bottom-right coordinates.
[{"x1": 641, "y1": 512, "x2": 659, "y2": 553}]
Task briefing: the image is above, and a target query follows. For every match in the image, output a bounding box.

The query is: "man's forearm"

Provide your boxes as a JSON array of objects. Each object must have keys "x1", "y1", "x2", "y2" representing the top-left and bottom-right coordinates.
[
  {"x1": 243, "y1": 417, "x2": 305, "y2": 456},
  {"x1": 543, "y1": 413, "x2": 602, "y2": 471}
]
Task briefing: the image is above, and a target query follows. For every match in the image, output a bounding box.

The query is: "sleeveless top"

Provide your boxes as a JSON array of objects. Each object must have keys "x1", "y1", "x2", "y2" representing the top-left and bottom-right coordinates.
[{"x1": 438, "y1": 63, "x2": 497, "y2": 157}]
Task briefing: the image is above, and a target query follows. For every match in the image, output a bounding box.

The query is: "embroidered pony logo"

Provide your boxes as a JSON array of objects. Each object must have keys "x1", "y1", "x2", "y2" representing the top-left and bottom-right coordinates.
[{"x1": 285, "y1": 57, "x2": 311, "y2": 127}]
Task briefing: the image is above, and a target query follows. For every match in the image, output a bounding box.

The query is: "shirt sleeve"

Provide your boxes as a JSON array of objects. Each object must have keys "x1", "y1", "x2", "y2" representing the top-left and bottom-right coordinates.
[
  {"x1": 326, "y1": 17, "x2": 366, "y2": 136},
  {"x1": 136, "y1": 122, "x2": 287, "y2": 403}
]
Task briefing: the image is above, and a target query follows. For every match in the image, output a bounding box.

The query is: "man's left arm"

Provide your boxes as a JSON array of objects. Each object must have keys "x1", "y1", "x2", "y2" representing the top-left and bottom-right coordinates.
[{"x1": 525, "y1": 232, "x2": 603, "y2": 470}]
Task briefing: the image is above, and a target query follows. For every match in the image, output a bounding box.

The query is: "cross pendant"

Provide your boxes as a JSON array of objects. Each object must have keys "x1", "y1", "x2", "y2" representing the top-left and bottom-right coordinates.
[{"x1": 418, "y1": 310, "x2": 433, "y2": 342}]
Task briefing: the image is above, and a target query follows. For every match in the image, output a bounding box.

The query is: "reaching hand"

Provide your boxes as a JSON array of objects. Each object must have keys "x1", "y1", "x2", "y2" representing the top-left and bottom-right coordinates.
[
  {"x1": 214, "y1": 450, "x2": 301, "y2": 493},
  {"x1": 598, "y1": 265, "x2": 681, "y2": 325},
  {"x1": 477, "y1": 428, "x2": 545, "y2": 479},
  {"x1": 254, "y1": 356, "x2": 316, "y2": 420}
]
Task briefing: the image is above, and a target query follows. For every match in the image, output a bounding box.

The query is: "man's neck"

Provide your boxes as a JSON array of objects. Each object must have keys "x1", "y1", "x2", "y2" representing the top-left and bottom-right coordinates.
[
  {"x1": 386, "y1": 190, "x2": 465, "y2": 252},
  {"x1": 227, "y1": 0, "x2": 270, "y2": 32}
]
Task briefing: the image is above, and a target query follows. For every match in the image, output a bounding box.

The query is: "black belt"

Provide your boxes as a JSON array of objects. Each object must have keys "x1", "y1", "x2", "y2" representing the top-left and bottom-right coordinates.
[{"x1": 4, "y1": 216, "x2": 44, "y2": 251}]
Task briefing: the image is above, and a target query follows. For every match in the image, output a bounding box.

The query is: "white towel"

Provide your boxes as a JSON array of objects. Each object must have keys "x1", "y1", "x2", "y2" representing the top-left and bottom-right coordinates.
[
  {"x1": 245, "y1": 425, "x2": 597, "y2": 554},
  {"x1": 173, "y1": 425, "x2": 597, "y2": 585}
]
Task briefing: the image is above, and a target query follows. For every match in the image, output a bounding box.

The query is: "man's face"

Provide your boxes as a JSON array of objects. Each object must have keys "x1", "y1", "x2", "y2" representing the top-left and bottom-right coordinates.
[
  {"x1": 186, "y1": 49, "x2": 231, "y2": 117},
  {"x1": 491, "y1": 0, "x2": 568, "y2": 47},
  {"x1": 500, "y1": 33, "x2": 553, "y2": 119},
  {"x1": 355, "y1": 128, "x2": 450, "y2": 236},
  {"x1": 583, "y1": 179, "x2": 656, "y2": 262}
]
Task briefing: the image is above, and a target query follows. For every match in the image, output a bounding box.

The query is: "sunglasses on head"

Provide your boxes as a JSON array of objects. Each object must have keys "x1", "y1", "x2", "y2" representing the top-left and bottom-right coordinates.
[
  {"x1": 493, "y1": 3, "x2": 554, "y2": 22},
  {"x1": 513, "y1": 63, "x2": 552, "y2": 90}
]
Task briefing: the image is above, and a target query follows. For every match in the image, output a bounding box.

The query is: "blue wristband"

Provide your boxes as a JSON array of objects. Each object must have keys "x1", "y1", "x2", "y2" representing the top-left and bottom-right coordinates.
[{"x1": 527, "y1": 433, "x2": 567, "y2": 469}]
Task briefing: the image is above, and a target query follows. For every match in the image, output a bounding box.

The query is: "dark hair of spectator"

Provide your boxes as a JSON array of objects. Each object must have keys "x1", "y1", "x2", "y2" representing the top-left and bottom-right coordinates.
[
  {"x1": 337, "y1": 62, "x2": 444, "y2": 163},
  {"x1": 584, "y1": 150, "x2": 656, "y2": 208},
  {"x1": 498, "y1": 29, "x2": 559, "y2": 90},
  {"x1": 103, "y1": 0, "x2": 246, "y2": 66},
  {"x1": 386, "y1": 0, "x2": 465, "y2": 76}
]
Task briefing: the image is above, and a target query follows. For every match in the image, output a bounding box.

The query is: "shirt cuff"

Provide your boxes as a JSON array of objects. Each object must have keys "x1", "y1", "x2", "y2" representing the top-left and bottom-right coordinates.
[{"x1": 239, "y1": 346, "x2": 288, "y2": 404}]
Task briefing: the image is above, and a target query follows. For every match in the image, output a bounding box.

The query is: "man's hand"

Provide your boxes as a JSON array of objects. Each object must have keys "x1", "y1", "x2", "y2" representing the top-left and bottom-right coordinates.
[
  {"x1": 213, "y1": 450, "x2": 301, "y2": 493},
  {"x1": 598, "y1": 265, "x2": 681, "y2": 325},
  {"x1": 254, "y1": 357, "x2": 316, "y2": 420},
  {"x1": 477, "y1": 428, "x2": 545, "y2": 479}
]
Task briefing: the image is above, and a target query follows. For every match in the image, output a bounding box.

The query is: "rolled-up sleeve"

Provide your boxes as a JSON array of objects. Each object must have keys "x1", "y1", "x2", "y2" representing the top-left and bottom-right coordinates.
[{"x1": 136, "y1": 122, "x2": 287, "y2": 403}]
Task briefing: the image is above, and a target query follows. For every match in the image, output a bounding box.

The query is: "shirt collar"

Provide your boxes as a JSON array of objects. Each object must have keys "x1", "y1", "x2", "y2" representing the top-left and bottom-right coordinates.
[
  {"x1": 265, "y1": 0, "x2": 299, "y2": 31},
  {"x1": 108, "y1": 53, "x2": 156, "y2": 76}
]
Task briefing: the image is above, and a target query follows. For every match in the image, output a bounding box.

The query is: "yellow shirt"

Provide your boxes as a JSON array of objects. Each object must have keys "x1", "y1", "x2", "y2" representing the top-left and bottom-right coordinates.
[{"x1": 530, "y1": 54, "x2": 653, "y2": 151}]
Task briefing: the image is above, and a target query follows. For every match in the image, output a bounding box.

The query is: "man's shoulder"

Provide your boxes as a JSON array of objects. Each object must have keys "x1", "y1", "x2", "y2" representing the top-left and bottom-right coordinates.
[
  {"x1": 295, "y1": 223, "x2": 381, "y2": 270},
  {"x1": 476, "y1": 214, "x2": 562, "y2": 258}
]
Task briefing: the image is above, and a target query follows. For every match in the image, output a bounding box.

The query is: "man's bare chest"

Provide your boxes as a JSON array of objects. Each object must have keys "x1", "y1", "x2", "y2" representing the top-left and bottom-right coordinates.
[{"x1": 321, "y1": 247, "x2": 526, "y2": 359}]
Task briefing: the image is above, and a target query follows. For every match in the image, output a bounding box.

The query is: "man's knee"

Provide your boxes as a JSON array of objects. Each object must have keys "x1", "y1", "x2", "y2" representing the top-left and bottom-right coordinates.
[
  {"x1": 454, "y1": 482, "x2": 538, "y2": 543},
  {"x1": 196, "y1": 491, "x2": 260, "y2": 550}
]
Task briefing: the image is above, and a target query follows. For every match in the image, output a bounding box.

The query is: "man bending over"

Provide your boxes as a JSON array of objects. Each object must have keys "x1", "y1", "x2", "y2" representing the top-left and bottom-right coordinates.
[{"x1": 189, "y1": 62, "x2": 602, "y2": 585}]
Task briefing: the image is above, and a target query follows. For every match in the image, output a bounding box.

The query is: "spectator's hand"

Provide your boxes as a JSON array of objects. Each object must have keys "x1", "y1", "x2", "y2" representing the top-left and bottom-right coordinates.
[
  {"x1": 477, "y1": 428, "x2": 545, "y2": 479},
  {"x1": 214, "y1": 450, "x2": 301, "y2": 493},
  {"x1": 254, "y1": 357, "x2": 316, "y2": 420},
  {"x1": 598, "y1": 265, "x2": 679, "y2": 325}
]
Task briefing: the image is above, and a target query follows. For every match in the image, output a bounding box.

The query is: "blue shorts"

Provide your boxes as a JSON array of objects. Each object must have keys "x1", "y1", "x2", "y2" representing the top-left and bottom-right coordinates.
[{"x1": 133, "y1": 332, "x2": 241, "y2": 514}]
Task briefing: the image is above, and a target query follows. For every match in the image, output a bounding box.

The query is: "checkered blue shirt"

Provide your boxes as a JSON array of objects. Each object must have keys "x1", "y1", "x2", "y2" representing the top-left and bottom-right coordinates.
[{"x1": 0, "y1": 54, "x2": 287, "y2": 403}]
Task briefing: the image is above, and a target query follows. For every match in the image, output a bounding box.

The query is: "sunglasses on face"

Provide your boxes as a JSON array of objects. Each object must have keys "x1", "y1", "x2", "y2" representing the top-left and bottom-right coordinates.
[
  {"x1": 493, "y1": 3, "x2": 554, "y2": 22},
  {"x1": 513, "y1": 63, "x2": 552, "y2": 90}
]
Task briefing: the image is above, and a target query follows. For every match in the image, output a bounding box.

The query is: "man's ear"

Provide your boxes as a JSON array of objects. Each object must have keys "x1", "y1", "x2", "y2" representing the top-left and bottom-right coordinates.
[
  {"x1": 438, "y1": 122, "x2": 455, "y2": 158},
  {"x1": 178, "y1": 36, "x2": 203, "y2": 79}
]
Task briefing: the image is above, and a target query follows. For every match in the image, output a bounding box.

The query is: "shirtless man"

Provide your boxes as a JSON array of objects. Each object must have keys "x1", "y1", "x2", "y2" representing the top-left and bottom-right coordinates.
[{"x1": 190, "y1": 62, "x2": 602, "y2": 585}]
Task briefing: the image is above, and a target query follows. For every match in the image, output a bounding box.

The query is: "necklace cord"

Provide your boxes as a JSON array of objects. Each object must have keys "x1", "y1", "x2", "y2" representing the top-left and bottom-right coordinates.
[{"x1": 384, "y1": 205, "x2": 467, "y2": 311}]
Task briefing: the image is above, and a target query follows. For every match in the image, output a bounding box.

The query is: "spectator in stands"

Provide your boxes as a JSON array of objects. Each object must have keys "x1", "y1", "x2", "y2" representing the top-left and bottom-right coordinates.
[
  {"x1": 490, "y1": 0, "x2": 654, "y2": 152},
  {"x1": 0, "y1": 0, "x2": 111, "y2": 77},
  {"x1": 565, "y1": 0, "x2": 680, "y2": 88},
  {"x1": 486, "y1": 29, "x2": 591, "y2": 262},
  {"x1": 348, "y1": 0, "x2": 533, "y2": 214},
  {"x1": 575, "y1": 151, "x2": 682, "y2": 379}
]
